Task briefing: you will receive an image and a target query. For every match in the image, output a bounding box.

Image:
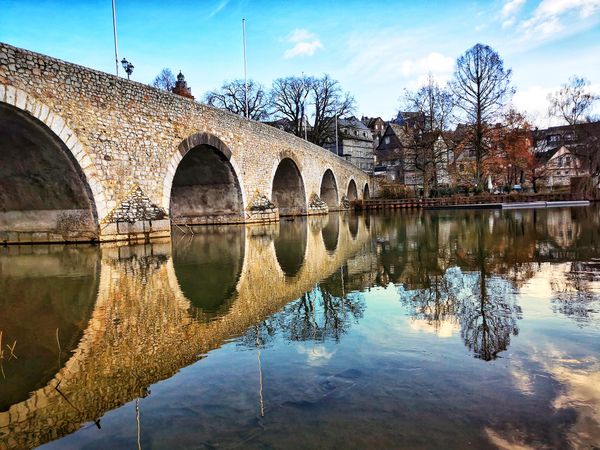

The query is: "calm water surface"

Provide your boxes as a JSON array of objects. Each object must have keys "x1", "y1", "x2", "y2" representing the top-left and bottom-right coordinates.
[{"x1": 1, "y1": 208, "x2": 599, "y2": 449}]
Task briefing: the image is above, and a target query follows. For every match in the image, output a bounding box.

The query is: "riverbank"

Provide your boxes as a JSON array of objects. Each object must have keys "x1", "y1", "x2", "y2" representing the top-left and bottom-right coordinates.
[{"x1": 360, "y1": 193, "x2": 591, "y2": 210}]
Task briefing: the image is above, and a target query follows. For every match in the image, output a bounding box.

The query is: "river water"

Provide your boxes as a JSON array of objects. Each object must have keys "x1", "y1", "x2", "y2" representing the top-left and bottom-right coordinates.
[{"x1": 1, "y1": 207, "x2": 599, "y2": 449}]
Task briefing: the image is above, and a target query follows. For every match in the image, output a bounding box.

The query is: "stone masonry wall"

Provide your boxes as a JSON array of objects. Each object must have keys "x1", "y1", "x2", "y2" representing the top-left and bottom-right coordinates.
[{"x1": 0, "y1": 42, "x2": 371, "y2": 241}]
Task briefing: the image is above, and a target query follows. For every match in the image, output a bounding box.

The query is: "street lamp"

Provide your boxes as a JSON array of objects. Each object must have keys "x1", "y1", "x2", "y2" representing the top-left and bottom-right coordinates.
[{"x1": 121, "y1": 58, "x2": 134, "y2": 80}]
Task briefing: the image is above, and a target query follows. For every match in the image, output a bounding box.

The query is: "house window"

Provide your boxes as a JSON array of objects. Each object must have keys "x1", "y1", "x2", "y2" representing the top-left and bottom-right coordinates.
[
  {"x1": 565, "y1": 156, "x2": 571, "y2": 166},
  {"x1": 384, "y1": 136, "x2": 390, "y2": 144},
  {"x1": 459, "y1": 164, "x2": 464, "y2": 171}
]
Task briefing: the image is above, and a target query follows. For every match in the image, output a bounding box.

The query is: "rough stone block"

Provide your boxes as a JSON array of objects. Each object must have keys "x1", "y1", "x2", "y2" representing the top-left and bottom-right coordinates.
[
  {"x1": 150, "y1": 219, "x2": 171, "y2": 232},
  {"x1": 5, "y1": 84, "x2": 16, "y2": 105}
]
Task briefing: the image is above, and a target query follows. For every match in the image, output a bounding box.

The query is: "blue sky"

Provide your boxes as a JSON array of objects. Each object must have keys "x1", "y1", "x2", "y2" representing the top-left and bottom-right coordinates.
[{"x1": 1, "y1": 0, "x2": 599, "y2": 126}]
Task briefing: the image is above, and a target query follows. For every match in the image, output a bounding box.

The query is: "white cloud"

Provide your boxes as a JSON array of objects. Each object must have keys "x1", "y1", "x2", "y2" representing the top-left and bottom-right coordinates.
[
  {"x1": 501, "y1": 0, "x2": 526, "y2": 28},
  {"x1": 513, "y1": 82, "x2": 600, "y2": 127},
  {"x1": 288, "y1": 28, "x2": 316, "y2": 43},
  {"x1": 518, "y1": 0, "x2": 600, "y2": 41},
  {"x1": 409, "y1": 318, "x2": 459, "y2": 338},
  {"x1": 342, "y1": 27, "x2": 454, "y2": 89},
  {"x1": 283, "y1": 28, "x2": 323, "y2": 59},
  {"x1": 207, "y1": 0, "x2": 229, "y2": 18},
  {"x1": 513, "y1": 85, "x2": 556, "y2": 126},
  {"x1": 296, "y1": 344, "x2": 335, "y2": 366},
  {"x1": 502, "y1": 0, "x2": 526, "y2": 17},
  {"x1": 401, "y1": 52, "x2": 454, "y2": 78},
  {"x1": 502, "y1": 18, "x2": 516, "y2": 28}
]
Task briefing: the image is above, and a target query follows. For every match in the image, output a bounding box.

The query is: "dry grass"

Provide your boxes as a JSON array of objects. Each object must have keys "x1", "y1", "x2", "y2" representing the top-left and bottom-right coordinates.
[{"x1": 0, "y1": 330, "x2": 18, "y2": 379}]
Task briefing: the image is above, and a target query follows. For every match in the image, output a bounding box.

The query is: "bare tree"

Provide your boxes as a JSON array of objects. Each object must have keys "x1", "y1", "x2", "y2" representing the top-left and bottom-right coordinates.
[
  {"x1": 404, "y1": 74, "x2": 454, "y2": 132},
  {"x1": 548, "y1": 76, "x2": 598, "y2": 125},
  {"x1": 203, "y1": 79, "x2": 270, "y2": 121},
  {"x1": 270, "y1": 74, "x2": 354, "y2": 145},
  {"x1": 310, "y1": 75, "x2": 355, "y2": 146},
  {"x1": 451, "y1": 43, "x2": 514, "y2": 189},
  {"x1": 403, "y1": 74, "x2": 455, "y2": 196},
  {"x1": 270, "y1": 75, "x2": 314, "y2": 137},
  {"x1": 152, "y1": 68, "x2": 176, "y2": 91}
]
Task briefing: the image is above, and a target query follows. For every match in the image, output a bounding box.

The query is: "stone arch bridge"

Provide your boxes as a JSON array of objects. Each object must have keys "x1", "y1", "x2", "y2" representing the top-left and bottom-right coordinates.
[{"x1": 0, "y1": 42, "x2": 371, "y2": 244}]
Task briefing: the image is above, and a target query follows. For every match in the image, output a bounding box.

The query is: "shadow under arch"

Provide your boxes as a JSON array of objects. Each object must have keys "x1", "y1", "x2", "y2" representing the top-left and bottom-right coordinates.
[
  {"x1": 347, "y1": 179, "x2": 358, "y2": 202},
  {"x1": 169, "y1": 135, "x2": 244, "y2": 225},
  {"x1": 320, "y1": 169, "x2": 339, "y2": 209},
  {"x1": 0, "y1": 246, "x2": 100, "y2": 411},
  {"x1": 322, "y1": 213, "x2": 340, "y2": 253},
  {"x1": 0, "y1": 100, "x2": 101, "y2": 241},
  {"x1": 274, "y1": 217, "x2": 308, "y2": 277},
  {"x1": 363, "y1": 183, "x2": 370, "y2": 200},
  {"x1": 172, "y1": 225, "x2": 245, "y2": 318},
  {"x1": 272, "y1": 157, "x2": 307, "y2": 216}
]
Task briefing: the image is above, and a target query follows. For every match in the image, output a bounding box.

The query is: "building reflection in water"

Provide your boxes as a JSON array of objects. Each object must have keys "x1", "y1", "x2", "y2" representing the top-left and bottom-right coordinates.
[{"x1": 0, "y1": 207, "x2": 599, "y2": 448}]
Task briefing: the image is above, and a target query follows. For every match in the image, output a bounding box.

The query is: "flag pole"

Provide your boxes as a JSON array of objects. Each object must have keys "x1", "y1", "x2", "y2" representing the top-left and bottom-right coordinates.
[
  {"x1": 112, "y1": 0, "x2": 119, "y2": 76},
  {"x1": 335, "y1": 113, "x2": 339, "y2": 154},
  {"x1": 243, "y1": 18, "x2": 249, "y2": 118}
]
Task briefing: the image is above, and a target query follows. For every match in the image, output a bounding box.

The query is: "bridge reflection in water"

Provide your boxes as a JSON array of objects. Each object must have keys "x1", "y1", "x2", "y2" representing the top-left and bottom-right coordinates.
[
  {"x1": 0, "y1": 208, "x2": 599, "y2": 449},
  {"x1": 0, "y1": 213, "x2": 370, "y2": 449}
]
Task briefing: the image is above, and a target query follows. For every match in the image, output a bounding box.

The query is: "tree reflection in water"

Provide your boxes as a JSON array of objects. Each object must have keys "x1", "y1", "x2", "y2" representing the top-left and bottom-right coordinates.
[
  {"x1": 550, "y1": 261, "x2": 600, "y2": 325},
  {"x1": 399, "y1": 267, "x2": 521, "y2": 361},
  {"x1": 240, "y1": 285, "x2": 365, "y2": 348}
]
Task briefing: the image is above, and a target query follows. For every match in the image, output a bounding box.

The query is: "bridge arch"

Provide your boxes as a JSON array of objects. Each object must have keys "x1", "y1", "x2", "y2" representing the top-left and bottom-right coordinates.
[
  {"x1": 165, "y1": 132, "x2": 246, "y2": 225},
  {"x1": 320, "y1": 169, "x2": 339, "y2": 209},
  {"x1": 322, "y1": 213, "x2": 340, "y2": 253},
  {"x1": 0, "y1": 85, "x2": 107, "y2": 241},
  {"x1": 172, "y1": 226, "x2": 245, "y2": 319},
  {"x1": 363, "y1": 182, "x2": 370, "y2": 200},
  {"x1": 274, "y1": 217, "x2": 308, "y2": 278},
  {"x1": 348, "y1": 213, "x2": 359, "y2": 239},
  {"x1": 271, "y1": 156, "x2": 307, "y2": 216},
  {"x1": 347, "y1": 178, "x2": 358, "y2": 202}
]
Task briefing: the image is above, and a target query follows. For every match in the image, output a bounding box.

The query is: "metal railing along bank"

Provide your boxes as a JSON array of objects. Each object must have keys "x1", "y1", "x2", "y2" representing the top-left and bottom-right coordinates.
[{"x1": 356, "y1": 192, "x2": 581, "y2": 210}]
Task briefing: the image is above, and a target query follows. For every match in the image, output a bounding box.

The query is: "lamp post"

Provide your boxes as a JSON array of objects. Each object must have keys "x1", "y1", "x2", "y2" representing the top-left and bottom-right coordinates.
[{"x1": 121, "y1": 58, "x2": 134, "y2": 80}]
